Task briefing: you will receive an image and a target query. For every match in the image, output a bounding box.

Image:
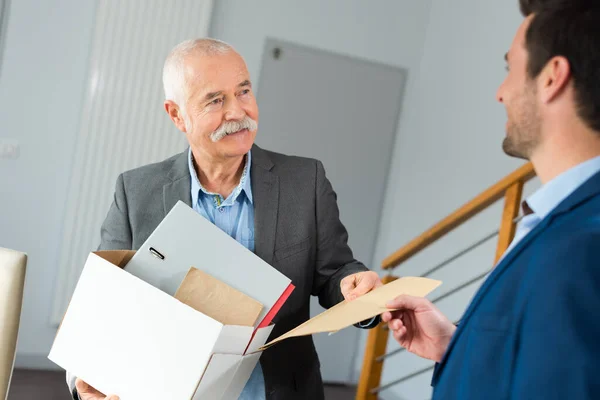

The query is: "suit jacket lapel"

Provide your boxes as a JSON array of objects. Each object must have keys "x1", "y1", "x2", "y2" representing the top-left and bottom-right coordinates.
[
  {"x1": 251, "y1": 145, "x2": 279, "y2": 265},
  {"x1": 433, "y1": 170, "x2": 600, "y2": 385},
  {"x1": 163, "y1": 150, "x2": 192, "y2": 215}
]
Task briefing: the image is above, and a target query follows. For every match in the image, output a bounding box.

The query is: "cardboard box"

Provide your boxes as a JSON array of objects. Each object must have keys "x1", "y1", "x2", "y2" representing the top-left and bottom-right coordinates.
[
  {"x1": 50, "y1": 202, "x2": 300, "y2": 400},
  {"x1": 48, "y1": 251, "x2": 276, "y2": 400}
]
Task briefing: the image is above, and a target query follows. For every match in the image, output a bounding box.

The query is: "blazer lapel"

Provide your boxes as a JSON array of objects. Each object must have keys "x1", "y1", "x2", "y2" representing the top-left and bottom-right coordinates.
[
  {"x1": 163, "y1": 150, "x2": 192, "y2": 215},
  {"x1": 433, "y1": 170, "x2": 600, "y2": 384},
  {"x1": 251, "y1": 145, "x2": 279, "y2": 265}
]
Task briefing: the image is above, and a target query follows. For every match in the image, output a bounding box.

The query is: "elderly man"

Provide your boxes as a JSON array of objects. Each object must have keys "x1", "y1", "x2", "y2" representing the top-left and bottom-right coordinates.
[
  {"x1": 69, "y1": 39, "x2": 382, "y2": 400},
  {"x1": 384, "y1": 0, "x2": 600, "y2": 398}
]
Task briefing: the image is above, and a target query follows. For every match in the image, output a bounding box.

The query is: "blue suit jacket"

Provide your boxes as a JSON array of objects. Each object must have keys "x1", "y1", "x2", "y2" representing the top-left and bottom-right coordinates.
[{"x1": 432, "y1": 170, "x2": 600, "y2": 399}]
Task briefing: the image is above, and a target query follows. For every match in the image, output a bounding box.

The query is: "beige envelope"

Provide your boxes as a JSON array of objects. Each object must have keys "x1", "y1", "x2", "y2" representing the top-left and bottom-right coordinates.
[
  {"x1": 261, "y1": 276, "x2": 442, "y2": 349},
  {"x1": 175, "y1": 267, "x2": 264, "y2": 327}
]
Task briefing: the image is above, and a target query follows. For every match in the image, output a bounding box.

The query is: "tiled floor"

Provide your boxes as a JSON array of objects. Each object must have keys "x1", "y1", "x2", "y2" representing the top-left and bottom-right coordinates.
[{"x1": 8, "y1": 369, "x2": 357, "y2": 400}]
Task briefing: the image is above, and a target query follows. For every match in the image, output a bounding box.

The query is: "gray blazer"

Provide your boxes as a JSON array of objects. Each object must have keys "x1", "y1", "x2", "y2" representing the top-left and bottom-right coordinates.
[{"x1": 85, "y1": 145, "x2": 369, "y2": 399}]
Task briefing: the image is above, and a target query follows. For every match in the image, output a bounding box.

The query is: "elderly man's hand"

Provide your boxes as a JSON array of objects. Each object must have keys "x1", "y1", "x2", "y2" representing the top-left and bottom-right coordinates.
[
  {"x1": 75, "y1": 378, "x2": 120, "y2": 400},
  {"x1": 341, "y1": 271, "x2": 383, "y2": 301}
]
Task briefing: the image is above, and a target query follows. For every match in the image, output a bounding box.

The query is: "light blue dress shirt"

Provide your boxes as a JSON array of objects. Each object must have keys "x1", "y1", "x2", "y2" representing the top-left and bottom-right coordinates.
[
  {"x1": 504, "y1": 156, "x2": 600, "y2": 258},
  {"x1": 188, "y1": 148, "x2": 265, "y2": 400}
]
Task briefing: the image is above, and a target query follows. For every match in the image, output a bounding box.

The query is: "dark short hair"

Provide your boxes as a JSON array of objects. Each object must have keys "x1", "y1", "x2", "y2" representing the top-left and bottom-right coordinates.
[{"x1": 519, "y1": 0, "x2": 600, "y2": 132}]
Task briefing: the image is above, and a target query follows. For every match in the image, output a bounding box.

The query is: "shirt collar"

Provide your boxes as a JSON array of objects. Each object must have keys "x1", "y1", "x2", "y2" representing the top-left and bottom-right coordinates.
[
  {"x1": 526, "y1": 155, "x2": 600, "y2": 219},
  {"x1": 188, "y1": 148, "x2": 253, "y2": 207}
]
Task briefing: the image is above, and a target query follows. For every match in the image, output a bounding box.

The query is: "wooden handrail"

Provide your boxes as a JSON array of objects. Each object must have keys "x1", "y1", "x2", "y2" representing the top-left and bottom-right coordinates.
[
  {"x1": 494, "y1": 181, "x2": 524, "y2": 263},
  {"x1": 381, "y1": 162, "x2": 536, "y2": 270}
]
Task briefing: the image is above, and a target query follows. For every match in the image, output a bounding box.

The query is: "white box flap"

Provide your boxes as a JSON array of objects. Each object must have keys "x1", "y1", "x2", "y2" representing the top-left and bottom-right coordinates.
[
  {"x1": 246, "y1": 325, "x2": 275, "y2": 354},
  {"x1": 193, "y1": 354, "x2": 241, "y2": 400},
  {"x1": 212, "y1": 325, "x2": 254, "y2": 354},
  {"x1": 221, "y1": 353, "x2": 262, "y2": 400}
]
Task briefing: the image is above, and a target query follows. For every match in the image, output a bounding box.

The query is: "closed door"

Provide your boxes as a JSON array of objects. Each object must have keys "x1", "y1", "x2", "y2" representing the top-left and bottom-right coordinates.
[{"x1": 256, "y1": 38, "x2": 406, "y2": 383}]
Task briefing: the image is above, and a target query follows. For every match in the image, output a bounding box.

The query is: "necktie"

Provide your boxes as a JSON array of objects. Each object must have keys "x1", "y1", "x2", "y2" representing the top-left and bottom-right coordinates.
[
  {"x1": 522, "y1": 201, "x2": 534, "y2": 216},
  {"x1": 497, "y1": 201, "x2": 538, "y2": 264}
]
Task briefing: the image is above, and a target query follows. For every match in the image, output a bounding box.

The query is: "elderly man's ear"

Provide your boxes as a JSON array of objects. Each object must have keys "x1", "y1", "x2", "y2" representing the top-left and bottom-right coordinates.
[{"x1": 164, "y1": 100, "x2": 188, "y2": 133}]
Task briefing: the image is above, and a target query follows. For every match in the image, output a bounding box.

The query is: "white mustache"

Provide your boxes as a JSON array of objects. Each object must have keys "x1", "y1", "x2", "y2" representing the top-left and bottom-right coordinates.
[{"x1": 210, "y1": 116, "x2": 258, "y2": 142}]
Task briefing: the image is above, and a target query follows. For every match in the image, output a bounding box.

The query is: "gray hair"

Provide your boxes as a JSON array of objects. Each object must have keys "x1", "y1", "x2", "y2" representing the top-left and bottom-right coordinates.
[{"x1": 162, "y1": 38, "x2": 235, "y2": 117}]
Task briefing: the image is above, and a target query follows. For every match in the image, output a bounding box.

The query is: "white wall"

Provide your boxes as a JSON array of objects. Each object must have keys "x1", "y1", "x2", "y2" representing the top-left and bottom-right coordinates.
[
  {"x1": 0, "y1": 0, "x2": 97, "y2": 368},
  {"x1": 370, "y1": 1, "x2": 541, "y2": 399},
  {"x1": 210, "y1": 0, "x2": 432, "y2": 96}
]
